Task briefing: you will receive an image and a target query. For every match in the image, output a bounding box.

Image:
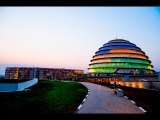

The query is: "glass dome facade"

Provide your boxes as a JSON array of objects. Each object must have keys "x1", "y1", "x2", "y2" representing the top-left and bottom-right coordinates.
[{"x1": 88, "y1": 39, "x2": 154, "y2": 74}]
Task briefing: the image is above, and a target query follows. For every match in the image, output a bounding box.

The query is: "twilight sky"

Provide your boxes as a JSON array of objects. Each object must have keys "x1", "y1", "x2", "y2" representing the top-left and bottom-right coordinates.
[{"x1": 0, "y1": 7, "x2": 160, "y2": 74}]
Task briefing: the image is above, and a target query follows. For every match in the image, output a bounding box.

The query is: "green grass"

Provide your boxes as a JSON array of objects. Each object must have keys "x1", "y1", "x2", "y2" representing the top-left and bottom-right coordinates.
[{"x1": 0, "y1": 80, "x2": 88, "y2": 114}]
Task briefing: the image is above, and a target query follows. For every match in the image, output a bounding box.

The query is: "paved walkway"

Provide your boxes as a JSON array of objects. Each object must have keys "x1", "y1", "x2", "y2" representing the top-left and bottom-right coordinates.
[{"x1": 77, "y1": 82, "x2": 144, "y2": 114}]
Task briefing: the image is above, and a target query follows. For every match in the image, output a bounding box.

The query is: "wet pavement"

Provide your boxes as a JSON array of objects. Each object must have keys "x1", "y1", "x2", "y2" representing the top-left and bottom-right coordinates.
[{"x1": 77, "y1": 82, "x2": 144, "y2": 114}]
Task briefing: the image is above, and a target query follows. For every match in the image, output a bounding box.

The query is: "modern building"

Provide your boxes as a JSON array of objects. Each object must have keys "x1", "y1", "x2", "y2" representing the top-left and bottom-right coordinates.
[
  {"x1": 88, "y1": 39, "x2": 155, "y2": 75},
  {"x1": 79, "y1": 39, "x2": 159, "y2": 89},
  {"x1": 5, "y1": 67, "x2": 84, "y2": 80}
]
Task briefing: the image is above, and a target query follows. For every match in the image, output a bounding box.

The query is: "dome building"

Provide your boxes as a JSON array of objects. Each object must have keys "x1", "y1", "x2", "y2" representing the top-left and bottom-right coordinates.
[{"x1": 88, "y1": 39, "x2": 154, "y2": 75}]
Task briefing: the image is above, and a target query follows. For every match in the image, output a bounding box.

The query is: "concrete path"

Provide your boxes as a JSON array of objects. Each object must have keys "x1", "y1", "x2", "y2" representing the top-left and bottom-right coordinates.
[{"x1": 77, "y1": 82, "x2": 144, "y2": 114}]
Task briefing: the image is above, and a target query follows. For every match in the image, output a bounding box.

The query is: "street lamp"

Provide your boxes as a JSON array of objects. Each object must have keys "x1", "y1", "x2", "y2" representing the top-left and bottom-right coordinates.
[
  {"x1": 113, "y1": 68, "x2": 118, "y2": 94},
  {"x1": 114, "y1": 75, "x2": 116, "y2": 94}
]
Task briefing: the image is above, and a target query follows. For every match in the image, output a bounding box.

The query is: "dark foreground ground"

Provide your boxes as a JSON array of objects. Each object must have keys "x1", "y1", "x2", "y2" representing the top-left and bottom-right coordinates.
[
  {"x1": 94, "y1": 82, "x2": 160, "y2": 113},
  {"x1": 0, "y1": 80, "x2": 88, "y2": 115}
]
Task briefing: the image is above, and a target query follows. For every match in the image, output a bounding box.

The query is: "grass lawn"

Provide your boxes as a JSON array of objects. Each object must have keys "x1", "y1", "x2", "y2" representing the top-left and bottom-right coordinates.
[{"x1": 0, "y1": 80, "x2": 88, "y2": 114}]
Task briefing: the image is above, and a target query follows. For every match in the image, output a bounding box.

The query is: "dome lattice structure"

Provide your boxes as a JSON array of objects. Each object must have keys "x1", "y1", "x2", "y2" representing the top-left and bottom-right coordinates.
[{"x1": 88, "y1": 39, "x2": 154, "y2": 74}]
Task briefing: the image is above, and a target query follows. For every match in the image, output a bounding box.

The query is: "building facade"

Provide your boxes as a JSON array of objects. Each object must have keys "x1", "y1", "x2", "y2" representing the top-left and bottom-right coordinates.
[
  {"x1": 5, "y1": 67, "x2": 84, "y2": 80},
  {"x1": 88, "y1": 39, "x2": 155, "y2": 75},
  {"x1": 78, "y1": 39, "x2": 159, "y2": 89}
]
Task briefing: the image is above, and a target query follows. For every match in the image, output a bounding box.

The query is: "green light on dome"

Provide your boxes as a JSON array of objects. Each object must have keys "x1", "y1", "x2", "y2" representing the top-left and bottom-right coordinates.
[
  {"x1": 111, "y1": 58, "x2": 150, "y2": 64},
  {"x1": 91, "y1": 58, "x2": 150, "y2": 64},
  {"x1": 89, "y1": 68, "x2": 116, "y2": 73},
  {"x1": 89, "y1": 63, "x2": 152, "y2": 70}
]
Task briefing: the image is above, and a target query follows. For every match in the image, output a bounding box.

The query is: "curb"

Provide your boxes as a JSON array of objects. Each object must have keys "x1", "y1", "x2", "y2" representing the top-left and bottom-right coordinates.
[
  {"x1": 124, "y1": 95, "x2": 147, "y2": 113},
  {"x1": 74, "y1": 89, "x2": 90, "y2": 113}
]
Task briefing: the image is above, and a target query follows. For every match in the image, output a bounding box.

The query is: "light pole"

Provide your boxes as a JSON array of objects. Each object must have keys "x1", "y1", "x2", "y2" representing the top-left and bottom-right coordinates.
[
  {"x1": 113, "y1": 74, "x2": 116, "y2": 94},
  {"x1": 113, "y1": 68, "x2": 118, "y2": 94}
]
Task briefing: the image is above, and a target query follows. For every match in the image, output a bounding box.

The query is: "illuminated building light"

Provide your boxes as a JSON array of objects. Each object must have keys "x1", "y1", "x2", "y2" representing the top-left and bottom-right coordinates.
[
  {"x1": 116, "y1": 82, "x2": 119, "y2": 85},
  {"x1": 120, "y1": 82, "x2": 124, "y2": 85},
  {"x1": 98, "y1": 45, "x2": 141, "y2": 51},
  {"x1": 5, "y1": 67, "x2": 84, "y2": 80},
  {"x1": 125, "y1": 82, "x2": 130, "y2": 87},
  {"x1": 89, "y1": 63, "x2": 153, "y2": 70},
  {"x1": 93, "y1": 53, "x2": 148, "y2": 60},
  {"x1": 91, "y1": 58, "x2": 151, "y2": 64},
  {"x1": 131, "y1": 82, "x2": 136, "y2": 88},
  {"x1": 110, "y1": 82, "x2": 114, "y2": 84},
  {"x1": 88, "y1": 68, "x2": 154, "y2": 74},
  {"x1": 109, "y1": 49, "x2": 144, "y2": 54},
  {"x1": 138, "y1": 82, "x2": 144, "y2": 89},
  {"x1": 89, "y1": 68, "x2": 116, "y2": 73},
  {"x1": 88, "y1": 39, "x2": 154, "y2": 74}
]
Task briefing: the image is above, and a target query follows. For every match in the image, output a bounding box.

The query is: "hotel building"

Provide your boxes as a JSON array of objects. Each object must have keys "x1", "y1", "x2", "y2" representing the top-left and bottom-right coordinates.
[{"x1": 5, "y1": 67, "x2": 84, "y2": 80}]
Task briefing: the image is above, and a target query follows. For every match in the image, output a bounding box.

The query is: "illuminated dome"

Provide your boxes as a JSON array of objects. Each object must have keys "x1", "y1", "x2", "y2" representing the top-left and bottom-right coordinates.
[{"x1": 88, "y1": 39, "x2": 154, "y2": 74}]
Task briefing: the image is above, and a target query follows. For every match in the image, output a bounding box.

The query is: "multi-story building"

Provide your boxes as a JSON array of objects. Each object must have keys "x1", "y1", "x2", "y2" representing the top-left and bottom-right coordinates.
[{"x1": 5, "y1": 67, "x2": 84, "y2": 80}]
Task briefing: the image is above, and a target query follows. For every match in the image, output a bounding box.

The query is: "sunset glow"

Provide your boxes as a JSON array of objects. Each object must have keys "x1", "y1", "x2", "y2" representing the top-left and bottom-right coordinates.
[{"x1": 0, "y1": 7, "x2": 160, "y2": 74}]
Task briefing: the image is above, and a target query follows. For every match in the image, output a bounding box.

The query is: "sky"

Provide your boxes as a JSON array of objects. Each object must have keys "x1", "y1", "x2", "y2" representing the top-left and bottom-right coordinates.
[{"x1": 0, "y1": 7, "x2": 160, "y2": 74}]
